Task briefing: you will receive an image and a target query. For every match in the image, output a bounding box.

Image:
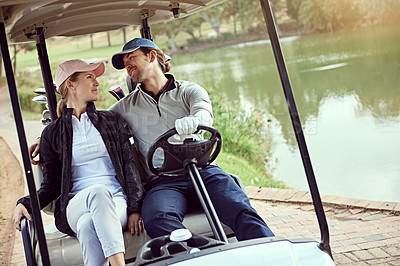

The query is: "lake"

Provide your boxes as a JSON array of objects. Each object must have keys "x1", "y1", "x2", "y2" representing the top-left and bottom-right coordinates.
[{"x1": 171, "y1": 23, "x2": 400, "y2": 203}]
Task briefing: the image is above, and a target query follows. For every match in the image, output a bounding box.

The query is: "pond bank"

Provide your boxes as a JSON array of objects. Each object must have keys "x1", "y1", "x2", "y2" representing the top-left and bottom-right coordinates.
[{"x1": 166, "y1": 21, "x2": 302, "y2": 56}]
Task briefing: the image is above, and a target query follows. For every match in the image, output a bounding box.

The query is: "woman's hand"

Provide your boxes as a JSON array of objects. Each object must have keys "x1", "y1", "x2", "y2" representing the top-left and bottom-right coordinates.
[
  {"x1": 29, "y1": 137, "x2": 41, "y2": 165},
  {"x1": 128, "y1": 212, "x2": 144, "y2": 236},
  {"x1": 13, "y1": 203, "x2": 31, "y2": 231}
]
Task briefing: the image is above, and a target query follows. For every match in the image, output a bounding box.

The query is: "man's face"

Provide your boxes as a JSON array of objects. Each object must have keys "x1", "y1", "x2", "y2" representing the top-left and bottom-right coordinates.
[{"x1": 123, "y1": 49, "x2": 150, "y2": 83}]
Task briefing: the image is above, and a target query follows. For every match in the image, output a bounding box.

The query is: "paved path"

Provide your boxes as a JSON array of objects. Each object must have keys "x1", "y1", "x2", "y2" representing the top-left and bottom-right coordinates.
[
  {"x1": 247, "y1": 187, "x2": 400, "y2": 265},
  {"x1": 1, "y1": 86, "x2": 400, "y2": 265}
]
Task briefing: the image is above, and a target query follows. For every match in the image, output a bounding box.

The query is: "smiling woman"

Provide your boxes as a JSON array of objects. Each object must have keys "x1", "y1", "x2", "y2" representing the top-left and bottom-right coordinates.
[
  {"x1": 13, "y1": 59, "x2": 145, "y2": 266},
  {"x1": 54, "y1": 60, "x2": 104, "y2": 118}
]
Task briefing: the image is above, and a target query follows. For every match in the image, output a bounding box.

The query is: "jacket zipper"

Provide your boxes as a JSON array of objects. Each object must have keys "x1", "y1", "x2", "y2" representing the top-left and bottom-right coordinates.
[
  {"x1": 156, "y1": 102, "x2": 161, "y2": 117},
  {"x1": 140, "y1": 86, "x2": 163, "y2": 117}
]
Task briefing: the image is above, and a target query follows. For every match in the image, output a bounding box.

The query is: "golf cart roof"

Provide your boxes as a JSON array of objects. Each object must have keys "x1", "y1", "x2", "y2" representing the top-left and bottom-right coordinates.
[{"x1": 0, "y1": 0, "x2": 224, "y2": 43}]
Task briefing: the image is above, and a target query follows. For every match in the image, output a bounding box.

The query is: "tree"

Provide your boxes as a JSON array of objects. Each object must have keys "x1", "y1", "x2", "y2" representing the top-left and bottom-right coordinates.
[
  {"x1": 201, "y1": 7, "x2": 222, "y2": 38},
  {"x1": 107, "y1": 32, "x2": 111, "y2": 47},
  {"x1": 286, "y1": 0, "x2": 400, "y2": 33},
  {"x1": 90, "y1": 34, "x2": 94, "y2": 48},
  {"x1": 286, "y1": 0, "x2": 301, "y2": 21},
  {"x1": 231, "y1": 0, "x2": 269, "y2": 34},
  {"x1": 152, "y1": 20, "x2": 183, "y2": 51},
  {"x1": 11, "y1": 42, "x2": 36, "y2": 73},
  {"x1": 121, "y1": 27, "x2": 127, "y2": 44},
  {"x1": 180, "y1": 13, "x2": 204, "y2": 41}
]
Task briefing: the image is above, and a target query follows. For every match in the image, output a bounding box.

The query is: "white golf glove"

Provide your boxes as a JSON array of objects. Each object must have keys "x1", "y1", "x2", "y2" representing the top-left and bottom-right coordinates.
[{"x1": 175, "y1": 116, "x2": 200, "y2": 135}]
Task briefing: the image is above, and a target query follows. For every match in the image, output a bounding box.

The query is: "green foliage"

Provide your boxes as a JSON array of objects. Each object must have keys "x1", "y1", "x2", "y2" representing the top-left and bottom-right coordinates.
[
  {"x1": 287, "y1": 0, "x2": 400, "y2": 32},
  {"x1": 210, "y1": 90, "x2": 271, "y2": 165},
  {"x1": 95, "y1": 80, "x2": 122, "y2": 110},
  {"x1": 0, "y1": 76, "x2": 6, "y2": 87},
  {"x1": 286, "y1": 0, "x2": 301, "y2": 21},
  {"x1": 18, "y1": 91, "x2": 46, "y2": 113},
  {"x1": 18, "y1": 42, "x2": 36, "y2": 52},
  {"x1": 16, "y1": 72, "x2": 47, "y2": 113},
  {"x1": 186, "y1": 31, "x2": 246, "y2": 45},
  {"x1": 21, "y1": 110, "x2": 44, "y2": 121},
  {"x1": 216, "y1": 151, "x2": 286, "y2": 188},
  {"x1": 209, "y1": 90, "x2": 285, "y2": 188},
  {"x1": 180, "y1": 13, "x2": 204, "y2": 41}
]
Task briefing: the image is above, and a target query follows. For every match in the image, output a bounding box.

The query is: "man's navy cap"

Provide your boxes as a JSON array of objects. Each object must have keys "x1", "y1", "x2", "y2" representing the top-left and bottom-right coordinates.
[{"x1": 112, "y1": 38, "x2": 160, "y2": 69}]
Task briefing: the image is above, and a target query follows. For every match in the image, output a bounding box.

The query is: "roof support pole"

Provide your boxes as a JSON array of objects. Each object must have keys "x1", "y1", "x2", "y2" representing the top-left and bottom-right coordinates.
[
  {"x1": 140, "y1": 18, "x2": 152, "y2": 40},
  {"x1": 140, "y1": 9, "x2": 154, "y2": 41},
  {"x1": 259, "y1": 0, "x2": 332, "y2": 258},
  {"x1": 35, "y1": 27, "x2": 57, "y2": 121},
  {"x1": 0, "y1": 11, "x2": 51, "y2": 266}
]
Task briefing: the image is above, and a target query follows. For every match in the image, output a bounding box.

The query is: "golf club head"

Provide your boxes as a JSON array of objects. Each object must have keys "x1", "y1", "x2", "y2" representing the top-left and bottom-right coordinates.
[
  {"x1": 32, "y1": 95, "x2": 47, "y2": 104},
  {"x1": 34, "y1": 87, "x2": 47, "y2": 95},
  {"x1": 109, "y1": 85, "x2": 125, "y2": 101}
]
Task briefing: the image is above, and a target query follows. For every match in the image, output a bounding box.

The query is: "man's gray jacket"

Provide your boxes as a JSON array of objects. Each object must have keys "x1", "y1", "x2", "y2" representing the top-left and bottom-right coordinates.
[{"x1": 109, "y1": 74, "x2": 213, "y2": 184}]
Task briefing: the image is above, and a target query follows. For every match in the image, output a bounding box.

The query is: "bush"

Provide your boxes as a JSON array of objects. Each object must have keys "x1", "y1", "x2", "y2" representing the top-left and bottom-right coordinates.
[
  {"x1": 15, "y1": 71, "x2": 44, "y2": 113},
  {"x1": 18, "y1": 91, "x2": 46, "y2": 114},
  {"x1": 209, "y1": 90, "x2": 285, "y2": 188}
]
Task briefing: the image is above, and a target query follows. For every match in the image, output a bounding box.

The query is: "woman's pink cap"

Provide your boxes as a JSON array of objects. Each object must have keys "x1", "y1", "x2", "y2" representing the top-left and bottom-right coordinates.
[{"x1": 55, "y1": 59, "x2": 105, "y2": 92}]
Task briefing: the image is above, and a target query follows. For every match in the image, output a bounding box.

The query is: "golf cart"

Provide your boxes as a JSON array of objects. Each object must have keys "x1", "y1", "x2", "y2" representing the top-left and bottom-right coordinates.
[{"x1": 0, "y1": 0, "x2": 334, "y2": 265}]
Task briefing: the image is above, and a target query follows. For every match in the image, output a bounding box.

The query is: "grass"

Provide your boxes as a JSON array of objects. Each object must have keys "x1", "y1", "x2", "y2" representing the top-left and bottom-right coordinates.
[
  {"x1": 216, "y1": 151, "x2": 285, "y2": 188},
  {"x1": 0, "y1": 77, "x2": 6, "y2": 88},
  {"x1": 209, "y1": 91, "x2": 286, "y2": 188},
  {"x1": 21, "y1": 110, "x2": 43, "y2": 121}
]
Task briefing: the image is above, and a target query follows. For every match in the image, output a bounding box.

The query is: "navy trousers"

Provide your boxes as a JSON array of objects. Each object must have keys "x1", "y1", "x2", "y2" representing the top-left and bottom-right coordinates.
[{"x1": 141, "y1": 165, "x2": 274, "y2": 241}]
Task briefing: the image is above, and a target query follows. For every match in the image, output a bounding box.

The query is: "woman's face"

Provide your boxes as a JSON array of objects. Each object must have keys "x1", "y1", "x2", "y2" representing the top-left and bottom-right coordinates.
[{"x1": 69, "y1": 71, "x2": 99, "y2": 102}]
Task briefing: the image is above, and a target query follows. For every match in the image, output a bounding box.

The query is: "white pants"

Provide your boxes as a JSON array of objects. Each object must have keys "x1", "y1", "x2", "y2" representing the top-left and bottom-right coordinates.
[{"x1": 66, "y1": 184, "x2": 127, "y2": 266}]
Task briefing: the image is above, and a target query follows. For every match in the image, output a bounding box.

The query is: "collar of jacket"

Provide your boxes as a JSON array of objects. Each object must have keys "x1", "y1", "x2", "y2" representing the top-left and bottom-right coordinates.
[
  {"x1": 138, "y1": 73, "x2": 177, "y2": 94},
  {"x1": 61, "y1": 102, "x2": 98, "y2": 123}
]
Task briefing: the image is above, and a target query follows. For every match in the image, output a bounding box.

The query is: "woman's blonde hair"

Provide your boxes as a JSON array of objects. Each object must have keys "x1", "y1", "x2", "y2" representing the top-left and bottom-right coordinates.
[{"x1": 56, "y1": 72, "x2": 80, "y2": 116}]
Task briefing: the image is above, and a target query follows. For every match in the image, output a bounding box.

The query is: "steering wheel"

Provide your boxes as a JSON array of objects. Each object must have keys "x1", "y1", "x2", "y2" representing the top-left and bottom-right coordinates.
[{"x1": 147, "y1": 125, "x2": 222, "y2": 176}]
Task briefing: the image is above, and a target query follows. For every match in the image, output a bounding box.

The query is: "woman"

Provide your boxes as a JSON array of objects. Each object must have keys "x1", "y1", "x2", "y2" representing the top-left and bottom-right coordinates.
[{"x1": 13, "y1": 59, "x2": 144, "y2": 266}]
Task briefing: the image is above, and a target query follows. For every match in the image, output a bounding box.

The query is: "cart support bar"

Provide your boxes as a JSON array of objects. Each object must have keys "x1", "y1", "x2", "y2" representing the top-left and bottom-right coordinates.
[
  {"x1": 36, "y1": 27, "x2": 57, "y2": 122},
  {"x1": 259, "y1": 0, "x2": 332, "y2": 257},
  {"x1": 185, "y1": 161, "x2": 228, "y2": 242},
  {"x1": 0, "y1": 15, "x2": 51, "y2": 265},
  {"x1": 140, "y1": 17, "x2": 153, "y2": 41}
]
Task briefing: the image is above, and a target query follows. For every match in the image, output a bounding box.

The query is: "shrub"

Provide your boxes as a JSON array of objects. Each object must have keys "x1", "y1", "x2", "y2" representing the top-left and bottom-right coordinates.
[
  {"x1": 209, "y1": 90, "x2": 285, "y2": 188},
  {"x1": 209, "y1": 90, "x2": 272, "y2": 165}
]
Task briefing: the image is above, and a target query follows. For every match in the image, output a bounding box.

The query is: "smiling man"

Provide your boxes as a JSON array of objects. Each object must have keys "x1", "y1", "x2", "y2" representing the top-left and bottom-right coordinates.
[{"x1": 110, "y1": 38, "x2": 275, "y2": 241}]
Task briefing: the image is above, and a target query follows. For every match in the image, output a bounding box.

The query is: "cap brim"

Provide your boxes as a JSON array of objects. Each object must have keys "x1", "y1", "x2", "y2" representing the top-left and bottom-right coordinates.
[
  {"x1": 81, "y1": 62, "x2": 105, "y2": 77},
  {"x1": 92, "y1": 62, "x2": 105, "y2": 77},
  {"x1": 55, "y1": 62, "x2": 105, "y2": 92},
  {"x1": 112, "y1": 47, "x2": 140, "y2": 69}
]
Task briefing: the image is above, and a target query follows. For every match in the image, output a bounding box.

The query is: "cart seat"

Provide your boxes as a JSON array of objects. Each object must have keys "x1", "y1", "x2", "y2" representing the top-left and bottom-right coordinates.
[
  {"x1": 32, "y1": 165, "x2": 239, "y2": 265},
  {"x1": 36, "y1": 207, "x2": 232, "y2": 265}
]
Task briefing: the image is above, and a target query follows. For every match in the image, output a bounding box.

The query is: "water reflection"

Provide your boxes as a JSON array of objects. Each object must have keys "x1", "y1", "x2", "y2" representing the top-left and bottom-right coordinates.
[
  {"x1": 271, "y1": 94, "x2": 400, "y2": 202},
  {"x1": 172, "y1": 24, "x2": 400, "y2": 202}
]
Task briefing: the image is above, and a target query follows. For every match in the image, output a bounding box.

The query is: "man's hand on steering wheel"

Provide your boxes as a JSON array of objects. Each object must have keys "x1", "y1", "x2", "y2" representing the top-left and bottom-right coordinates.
[
  {"x1": 147, "y1": 125, "x2": 222, "y2": 176},
  {"x1": 174, "y1": 116, "x2": 200, "y2": 135}
]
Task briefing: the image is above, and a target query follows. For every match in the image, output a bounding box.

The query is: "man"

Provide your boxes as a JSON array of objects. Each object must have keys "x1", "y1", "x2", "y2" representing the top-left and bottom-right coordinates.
[{"x1": 109, "y1": 38, "x2": 274, "y2": 240}]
